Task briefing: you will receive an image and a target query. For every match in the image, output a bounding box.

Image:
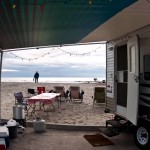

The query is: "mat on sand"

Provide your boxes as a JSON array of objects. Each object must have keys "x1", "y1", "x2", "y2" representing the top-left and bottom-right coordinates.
[{"x1": 84, "y1": 134, "x2": 114, "y2": 147}]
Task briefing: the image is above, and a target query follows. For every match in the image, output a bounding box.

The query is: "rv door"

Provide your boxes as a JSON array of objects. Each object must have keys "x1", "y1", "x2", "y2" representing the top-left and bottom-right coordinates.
[{"x1": 127, "y1": 36, "x2": 139, "y2": 125}]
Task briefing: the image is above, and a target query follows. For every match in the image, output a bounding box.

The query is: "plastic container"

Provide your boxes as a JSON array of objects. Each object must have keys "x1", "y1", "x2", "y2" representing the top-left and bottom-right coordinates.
[
  {"x1": 0, "y1": 126, "x2": 9, "y2": 148},
  {"x1": 6, "y1": 119, "x2": 17, "y2": 139},
  {"x1": 33, "y1": 117, "x2": 46, "y2": 133}
]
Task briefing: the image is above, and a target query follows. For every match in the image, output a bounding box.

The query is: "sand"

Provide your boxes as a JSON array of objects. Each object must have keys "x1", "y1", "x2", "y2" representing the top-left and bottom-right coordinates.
[{"x1": 0, "y1": 82, "x2": 113, "y2": 126}]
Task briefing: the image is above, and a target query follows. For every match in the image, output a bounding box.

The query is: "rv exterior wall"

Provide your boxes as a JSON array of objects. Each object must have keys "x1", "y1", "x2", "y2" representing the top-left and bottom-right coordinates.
[{"x1": 106, "y1": 44, "x2": 115, "y2": 112}]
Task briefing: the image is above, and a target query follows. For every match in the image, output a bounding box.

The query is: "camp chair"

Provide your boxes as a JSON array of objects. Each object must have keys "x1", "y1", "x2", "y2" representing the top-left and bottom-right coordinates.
[
  {"x1": 14, "y1": 92, "x2": 29, "y2": 110},
  {"x1": 27, "y1": 88, "x2": 36, "y2": 96},
  {"x1": 69, "y1": 86, "x2": 84, "y2": 103},
  {"x1": 92, "y1": 87, "x2": 105, "y2": 107},
  {"x1": 54, "y1": 86, "x2": 69, "y2": 102},
  {"x1": 37, "y1": 87, "x2": 45, "y2": 94}
]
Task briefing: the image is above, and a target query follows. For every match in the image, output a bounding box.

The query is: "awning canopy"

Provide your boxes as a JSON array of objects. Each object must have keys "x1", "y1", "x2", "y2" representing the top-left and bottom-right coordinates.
[
  {"x1": 81, "y1": 0, "x2": 150, "y2": 43},
  {"x1": 0, "y1": 0, "x2": 141, "y2": 51}
]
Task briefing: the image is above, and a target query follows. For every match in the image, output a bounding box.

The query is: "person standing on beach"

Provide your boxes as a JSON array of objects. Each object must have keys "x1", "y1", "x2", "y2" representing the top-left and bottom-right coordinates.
[{"x1": 34, "y1": 71, "x2": 39, "y2": 83}]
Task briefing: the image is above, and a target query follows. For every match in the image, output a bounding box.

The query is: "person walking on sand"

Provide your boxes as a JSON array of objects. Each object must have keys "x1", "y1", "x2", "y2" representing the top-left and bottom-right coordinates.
[{"x1": 34, "y1": 71, "x2": 39, "y2": 83}]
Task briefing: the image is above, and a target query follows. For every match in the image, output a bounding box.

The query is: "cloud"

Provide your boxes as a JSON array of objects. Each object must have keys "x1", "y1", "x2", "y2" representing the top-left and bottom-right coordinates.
[{"x1": 2, "y1": 44, "x2": 106, "y2": 77}]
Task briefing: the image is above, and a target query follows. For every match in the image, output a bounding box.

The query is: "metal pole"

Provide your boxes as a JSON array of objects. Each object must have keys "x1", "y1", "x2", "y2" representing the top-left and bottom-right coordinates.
[{"x1": 0, "y1": 50, "x2": 3, "y2": 120}]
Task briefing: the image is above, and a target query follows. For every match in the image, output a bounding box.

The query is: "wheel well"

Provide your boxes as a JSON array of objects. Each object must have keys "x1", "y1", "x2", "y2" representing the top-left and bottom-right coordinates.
[{"x1": 137, "y1": 117, "x2": 150, "y2": 128}]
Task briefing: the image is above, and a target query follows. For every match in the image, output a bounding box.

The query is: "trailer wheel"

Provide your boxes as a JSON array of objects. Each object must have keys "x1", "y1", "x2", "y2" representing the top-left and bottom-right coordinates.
[{"x1": 135, "y1": 126, "x2": 150, "y2": 149}]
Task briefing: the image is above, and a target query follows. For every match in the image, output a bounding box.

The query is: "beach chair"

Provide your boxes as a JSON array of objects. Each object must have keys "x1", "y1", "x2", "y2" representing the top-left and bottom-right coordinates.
[
  {"x1": 54, "y1": 86, "x2": 69, "y2": 102},
  {"x1": 37, "y1": 87, "x2": 45, "y2": 94},
  {"x1": 14, "y1": 92, "x2": 29, "y2": 110},
  {"x1": 92, "y1": 87, "x2": 105, "y2": 107},
  {"x1": 69, "y1": 86, "x2": 84, "y2": 103},
  {"x1": 27, "y1": 88, "x2": 36, "y2": 96}
]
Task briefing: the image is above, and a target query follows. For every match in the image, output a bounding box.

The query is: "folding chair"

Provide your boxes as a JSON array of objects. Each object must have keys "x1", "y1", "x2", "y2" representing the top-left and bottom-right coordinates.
[
  {"x1": 27, "y1": 88, "x2": 36, "y2": 96},
  {"x1": 37, "y1": 87, "x2": 45, "y2": 94},
  {"x1": 69, "y1": 86, "x2": 84, "y2": 103},
  {"x1": 14, "y1": 92, "x2": 29, "y2": 110},
  {"x1": 92, "y1": 87, "x2": 105, "y2": 107},
  {"x1": 54, "y1": 86, "x2": 69, "y2": 102}
]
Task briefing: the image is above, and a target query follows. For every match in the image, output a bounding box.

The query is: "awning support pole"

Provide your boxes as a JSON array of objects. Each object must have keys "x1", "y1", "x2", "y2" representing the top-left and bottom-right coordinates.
[{"x1": 0, "y1": 50, "x2": 3, "y2": 120}]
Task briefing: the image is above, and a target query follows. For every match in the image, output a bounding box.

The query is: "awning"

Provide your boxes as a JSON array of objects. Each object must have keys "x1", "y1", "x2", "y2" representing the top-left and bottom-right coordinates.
[{"x1": 0, "y1": 0, "x2": 139, "y2": 51}]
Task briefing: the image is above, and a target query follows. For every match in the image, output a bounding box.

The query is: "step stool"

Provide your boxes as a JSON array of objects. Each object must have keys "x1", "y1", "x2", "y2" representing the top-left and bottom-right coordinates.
[
  {"x1": 106, "y1": 119, "x2": 122, "y2": 127},
  {"x1": 98, "y1": 126, "x2": 119, "y2": 137}
]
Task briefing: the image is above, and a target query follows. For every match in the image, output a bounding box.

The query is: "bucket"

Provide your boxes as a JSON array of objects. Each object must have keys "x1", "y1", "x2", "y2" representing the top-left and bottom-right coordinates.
[
  {"x1": 7, "y1": 126, "x2": 17, "y2": 139},
  {"x1": 13, "y1": 105, "x2": 25, "y2": 119}
]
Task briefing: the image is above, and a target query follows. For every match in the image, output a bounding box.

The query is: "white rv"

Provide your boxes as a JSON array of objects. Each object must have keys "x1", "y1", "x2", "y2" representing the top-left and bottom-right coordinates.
[{"x1": 106, "y1": 25, "x2": 150, "y2": 149}]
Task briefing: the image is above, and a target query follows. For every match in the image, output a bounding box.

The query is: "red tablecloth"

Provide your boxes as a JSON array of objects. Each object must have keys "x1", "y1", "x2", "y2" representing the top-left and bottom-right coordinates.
[
  {"x1": 27, "y1": 93, "x2": 61, "y2": 115},
  {"x1": 28, "y1": 93, "x2": 60, "y2": 104}
]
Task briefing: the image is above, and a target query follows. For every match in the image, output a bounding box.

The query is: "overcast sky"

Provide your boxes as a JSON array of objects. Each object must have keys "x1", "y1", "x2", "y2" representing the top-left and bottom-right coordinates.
[{"x1": 2, "y1": 43, "x2": 106, "y2": 78}]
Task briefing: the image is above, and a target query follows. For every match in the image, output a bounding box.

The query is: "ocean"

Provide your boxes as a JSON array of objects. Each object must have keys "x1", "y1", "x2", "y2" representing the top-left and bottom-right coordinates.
[{"x1": 1, "y1": 77, "x2": 105, "y2": 83}]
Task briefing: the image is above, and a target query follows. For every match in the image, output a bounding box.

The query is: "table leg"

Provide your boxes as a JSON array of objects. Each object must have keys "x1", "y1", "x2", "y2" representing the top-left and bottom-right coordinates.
[
  {"x1": 56, "y1": 95, "x2": 61, "y2": 108},
  {"x1": 60, "y1": 95, "x2": 61, "y2": 108},
  {"x1": 26, "y1": 103, "x2": 35, "y2": 116},
  {"x1": 31, "y1": 104, "x2": 36, "y2": 116}
]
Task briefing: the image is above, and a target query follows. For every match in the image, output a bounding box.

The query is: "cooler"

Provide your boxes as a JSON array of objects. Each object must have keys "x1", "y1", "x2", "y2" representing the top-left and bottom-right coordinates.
[
  {"x1": 0, "y1": 126, "x2": 9, "y2": 148},
  {"x1": 0, "y1": 138, "x2": 6, "y2": 150}
]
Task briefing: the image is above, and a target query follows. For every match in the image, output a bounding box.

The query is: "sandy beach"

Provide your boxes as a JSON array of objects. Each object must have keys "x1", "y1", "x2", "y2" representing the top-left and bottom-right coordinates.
[{"x1": 1, "y1": 82, "x2": 113, "y2": 126}]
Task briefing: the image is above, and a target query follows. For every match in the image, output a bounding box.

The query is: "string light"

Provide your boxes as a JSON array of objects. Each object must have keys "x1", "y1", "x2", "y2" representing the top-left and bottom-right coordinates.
[
  {"x1": 40, "y1": 4, "x2": 44, "y2": 12},
  {"x1": 8, "y1": 0, "x2": 71, "y2": 7},
  {"x1": 12, "y1": 3, "x2": 16, "y2": 9},
  {"x1": 57, "y1": 46, "x2": 100, "y2": 56},
  {"x1": 10, "y1": 0, "x2": 16, "y2": 9},
  {"x1": 88, "y1": 0, "x2": 93, "y2": 5},
  {"x1": 7, "y1": 46, "x2": 102, "y2": 61},
  {"x1": 6, "y1": 0, "x2": 113, "y2": 7}
]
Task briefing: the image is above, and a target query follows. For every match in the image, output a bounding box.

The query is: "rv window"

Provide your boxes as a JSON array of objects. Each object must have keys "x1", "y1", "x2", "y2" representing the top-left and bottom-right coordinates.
[
  {"x1": 144, "y1": 55, "x2": 150, "y2": 80},
  {"x1": 129, "y1": 45, "x2": 135, "y2": 73}
]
